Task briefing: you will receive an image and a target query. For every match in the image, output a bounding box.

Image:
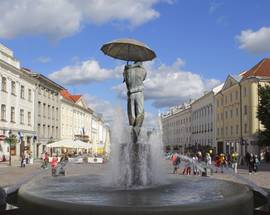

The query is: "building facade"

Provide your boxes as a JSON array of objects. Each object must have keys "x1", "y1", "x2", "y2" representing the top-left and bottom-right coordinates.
[
  {"x1": 27, "y1": 71, "x2": 64, "y2": 158},
  {"x1": 215, "y1": 58, "x2": 270, "y2": 156},
  {"x1": 161, "y1": 103, "x2": 192, "y2": 153},
  {"x1": 191, "y1": 84, "x2": 223, "y2": 151},
  {"x1": 60, "y1": 90, "x2": 93, "y2": 143},
  {"x1": 0, "y1": 44, "x2": 36, "y2": 163}
]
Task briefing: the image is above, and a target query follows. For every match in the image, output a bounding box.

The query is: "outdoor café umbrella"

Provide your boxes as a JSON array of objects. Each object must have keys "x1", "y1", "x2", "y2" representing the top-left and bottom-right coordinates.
[{"x1": 101, "y1": 38, "x2": 156, "y2": 62}]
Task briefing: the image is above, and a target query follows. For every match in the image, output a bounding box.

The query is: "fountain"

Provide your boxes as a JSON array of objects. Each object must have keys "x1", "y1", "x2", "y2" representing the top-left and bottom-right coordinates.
[{"x1": 9, "y1": 39, "x2": 266, "y2": 214}]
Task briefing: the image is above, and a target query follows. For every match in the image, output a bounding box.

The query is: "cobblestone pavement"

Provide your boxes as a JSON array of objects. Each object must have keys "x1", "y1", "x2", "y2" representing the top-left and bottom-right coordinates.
[
  {"x1": 0, "y1": 161, "x2": 43, "y2": 188},
  {"x1": 1, "y1": 159, "x2": 270, "y2": 193}
]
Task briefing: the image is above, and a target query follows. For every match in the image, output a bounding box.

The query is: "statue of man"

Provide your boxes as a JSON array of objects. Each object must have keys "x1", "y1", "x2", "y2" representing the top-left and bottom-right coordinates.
[{"x1": 123, "y1": 61, "x2": 147, "y2": 142}]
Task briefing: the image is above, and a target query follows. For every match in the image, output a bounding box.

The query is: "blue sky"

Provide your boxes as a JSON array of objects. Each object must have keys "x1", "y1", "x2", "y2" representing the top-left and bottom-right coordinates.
[{"x1": 0, "y1": 0, "x2": 270, "y2": 125}]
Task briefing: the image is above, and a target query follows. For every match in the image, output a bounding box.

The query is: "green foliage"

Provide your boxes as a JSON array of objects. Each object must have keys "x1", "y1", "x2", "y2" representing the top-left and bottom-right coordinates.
[
  {"x1": 5, "y1": 134, "x2": 18, "y2": 146},
  {"x1": 257, "y1": 84, "x2": 270, "y2": 146}
]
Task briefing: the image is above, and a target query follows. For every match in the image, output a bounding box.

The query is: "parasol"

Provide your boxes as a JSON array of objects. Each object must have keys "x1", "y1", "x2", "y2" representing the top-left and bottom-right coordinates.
[{"x1": 101, "y1": 38, "x2": 156, "y2": 62}]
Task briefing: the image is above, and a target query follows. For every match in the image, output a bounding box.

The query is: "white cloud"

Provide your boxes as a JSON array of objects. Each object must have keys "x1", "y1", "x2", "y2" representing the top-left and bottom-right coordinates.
[
  {"x1": 36, "y1": 56, "x2": 52, "y2": 63},
  {"x1": 209, "y1": 1, "x2": 223, "y2": 14},
  {"x1": 0, "y1": 0, "x2": 169, "y2": 40},
  {"x1": 113, "y1": 58, "x2": 221, "y2": 108},
  {"x1": 84, "y1": 94, "x2": 116, "y2": 123},
  {"x1": 49, "y1": 59, "x2": 117, "y2": 85},
  {"x1": 236, "y1": 27, "x2": 270, "y2": 54}
]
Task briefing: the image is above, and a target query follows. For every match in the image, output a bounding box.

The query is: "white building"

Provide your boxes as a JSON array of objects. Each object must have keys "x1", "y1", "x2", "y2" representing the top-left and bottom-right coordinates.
[
  {"x1": 0, "y1": 43, "x2": 36, "y2": 163},
  {"x1": 91, "y1": 113, "x2": 110, "y2": 156},
  {"x1": 161, "y1": 103, "x2": 192, "y2": 153},
  {"x1": 25, "y1": 70, "x2": 64, "y2": 158},
  {"x1": 60, "y1": 90, "x2": 93, "y2": 143},
  {"x1": 191, "y1": 84, "x2": 223, "y2": 150}
]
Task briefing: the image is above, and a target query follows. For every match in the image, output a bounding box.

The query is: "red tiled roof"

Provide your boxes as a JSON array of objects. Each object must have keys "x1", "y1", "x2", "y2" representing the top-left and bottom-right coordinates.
[
  {"x1": 60, "y1": 90, "x2": 81, "y2": 103},
  {"x1": 71, "y1": 95, "x2": 81, "y2": 102},
  {"x1": 242, "y1": 58, "x2": 270, "y2": 78}
]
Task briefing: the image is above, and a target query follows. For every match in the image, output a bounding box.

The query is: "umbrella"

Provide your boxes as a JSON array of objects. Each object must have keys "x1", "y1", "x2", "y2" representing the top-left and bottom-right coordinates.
[{"x1": 101, "y1": 38, "x2": 156, "y2": 62}]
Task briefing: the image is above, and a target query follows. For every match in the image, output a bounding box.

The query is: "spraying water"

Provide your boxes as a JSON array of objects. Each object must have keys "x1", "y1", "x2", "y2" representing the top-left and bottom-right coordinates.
[{"x1": 109, "y1": 107, "x2": 165, "y2": 188}]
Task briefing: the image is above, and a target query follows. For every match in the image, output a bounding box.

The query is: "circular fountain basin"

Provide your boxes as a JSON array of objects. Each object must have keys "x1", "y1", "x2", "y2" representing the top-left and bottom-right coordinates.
[{"x1": 17, "y1": 174, "x2": 253, "y2": 215}]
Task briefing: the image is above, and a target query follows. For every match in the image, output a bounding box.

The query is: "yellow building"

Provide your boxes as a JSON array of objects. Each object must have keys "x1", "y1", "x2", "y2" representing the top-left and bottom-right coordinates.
[{"x1": 215, "y1": 58, "x2": 270, "y2": 156}]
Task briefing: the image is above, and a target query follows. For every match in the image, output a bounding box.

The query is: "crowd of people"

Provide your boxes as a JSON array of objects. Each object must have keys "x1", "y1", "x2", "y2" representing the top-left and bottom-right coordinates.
[{"x1": 171, "y1": 150, "x2": 262, "y2": 176}]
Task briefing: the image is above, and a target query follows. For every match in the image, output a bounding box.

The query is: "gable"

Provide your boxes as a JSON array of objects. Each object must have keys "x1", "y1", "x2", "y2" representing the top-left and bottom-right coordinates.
[
  {"x1": 75, "y1": 97, "x2": 88, "y2": 109},
  {"x1": 222, "y1": 75, "x2": 239, "y2": 91}
]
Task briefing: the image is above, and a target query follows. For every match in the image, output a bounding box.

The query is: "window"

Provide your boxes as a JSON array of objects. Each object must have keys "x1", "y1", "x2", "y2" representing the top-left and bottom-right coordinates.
[
  {"x1": 217, "y1": 128, "x2": 220, "y2": 136},
  {"x1": 20, "y1": 85, "x2": 25, "y2": 99},
  {"x1": 244, "y1": 123, "x2": 247, "y2": 133},
  {"x1": 38, "y1": 124, "x2": 41, "y2": 135},
  {"x1": 236, "y1": 125, "x2": 239, "y2": 135},
  {"x1": 56, "y1": 108, "x2": 58, "y2": 120},
  {"x1": 235, "y1": 91, "x2": 238, "y2": 100},
  {"x1": 225, "y1": 126, "x2": 228, "y2": 136},
  {"x1": 231, "y1": 126, "x2": 233, "y2": 135},
  {"x1": 28, "y1": 89, "x2": 32, "y2": 102},
  {"x1": 244, "y1": 105, "x2": 247, "y2": 115},
  {"x1": 43, "y1": 103, "x2": 46, "y2": 117},
  {"x1": 225, "y1": 96, "x2": 227, "y2": 104},
  {"x1": 244, "y1": 87, "x2": 247, "y2": 97},
  {"x1": 38, "y1": 102, "x2": 41, "y2": 116},
  {"x1": 230, "y1": 93, "x2": 232, "y2": 102},
  {"x1": 225, "y1": 111, "x2": 228, "y2": 119},
  {"x1": 43, "y1": 125, "x2": 46, "y2": 137},
  {"x1": 20, "y1": 109, "x2": 24, "y2": 124},
  {"x1": 11, "y1": 81, "x2": 16, "y2": 95},
  {"x1": 48, "y1": 126, "x2": 50, "y2": 138},
  {"x1": 1, "y1": 77, "x2": 7, "y2": 92},
  {"x1": 236, "y1": 108, "x2": 239, "y2": 116},
  {"x1": 1, "y1": 104, "x2": 6, "y2": 121},
  {"x1": 230, "y1": 110, "x2": 233, "y2": 118},
  {"x1": 28, "y1": 112, "x2": 31, "y2": 126},
  {"x1": 10, "y1": 106, "x2": 15, "y2": 122},
  {"x1": 48, "y1": 105, "x2": 51, "y2": 119}
]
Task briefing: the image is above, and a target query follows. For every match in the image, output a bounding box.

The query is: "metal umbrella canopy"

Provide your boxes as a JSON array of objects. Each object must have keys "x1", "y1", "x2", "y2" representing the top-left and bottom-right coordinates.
[{"x1": 101, "y1": 38, "x2": 156, "y2": 62}]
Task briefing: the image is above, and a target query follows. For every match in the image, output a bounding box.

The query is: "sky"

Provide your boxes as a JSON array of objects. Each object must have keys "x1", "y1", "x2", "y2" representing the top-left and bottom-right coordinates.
[{"x1": 0, "y1": 0, "x2": 270, "y2": 127}]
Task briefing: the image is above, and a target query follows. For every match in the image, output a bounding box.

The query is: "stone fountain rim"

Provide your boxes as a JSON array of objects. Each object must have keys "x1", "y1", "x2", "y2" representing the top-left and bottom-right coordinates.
[{"x1": 18, "y1": 177, "x2": 253, "y2": 213}]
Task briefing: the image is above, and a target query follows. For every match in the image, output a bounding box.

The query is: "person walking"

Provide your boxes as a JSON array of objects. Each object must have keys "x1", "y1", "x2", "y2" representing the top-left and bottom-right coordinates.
[
  {"x1": 248, "y1": 153, "x2": 255, "y2": 174},
  {"x1": 51, "y1": 154, "x2": 58, "y2": 176},
  {"x1": 172, "y1": 153, "x2": 180, "y2": 174},
  {"x1": 231, "y1": 151, "x2": 239, "y2": 173},
  {"x1": 20, "y1": 154, "x2": 26, "y2": 168},
  {"x1": 253, "y1": 154, "x2": 260, "y2": 173},
  {"x1": 206, "y1": 153, "x2": 212, "y2": 166}
]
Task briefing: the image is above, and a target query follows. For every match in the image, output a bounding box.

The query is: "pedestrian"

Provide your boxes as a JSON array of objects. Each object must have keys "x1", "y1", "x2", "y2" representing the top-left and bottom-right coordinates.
[
  {"x1": 206, "y1": 153, "x2": 212, "y2": 166},
  {"x1": 219, "y1": 154, "x2": 225, "y2": 173},
  {"x1": 231, "y1": 151, "x2": 239, "y2": 173},
  {"x1": 248, "y1": 153, "x2": 255, "y2": 174},
  {"x1": 183, "y1": 159, "x2": 191, "y2": 175},
  {"x1": 214, "y1": 154, "x2": 220, "y2": 173},
  {"x1": 20, "y1": 154, "x2": 26, "y2": 168},
  {"x1": 172, "y1": 153, "x2": 180, "y2": 174},
  {"x1": 245, "y1": 152, "x2": 251, "y2": 166},
  {"x1": 24, "y1": 151, "x2": 29, "y2": 164},
  {"x1": 253, "y1": 154, "x2": 260, "y2": 173},
  {"x1": 192, "y1": 154, "x2": 199, "y2": 175},
  {"x1": 51, "y1": 154, "x2": 58, "y2": 176}
]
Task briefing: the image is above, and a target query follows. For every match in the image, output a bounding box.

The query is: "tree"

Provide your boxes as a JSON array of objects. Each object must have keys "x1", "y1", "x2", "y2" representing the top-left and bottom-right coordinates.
[
  {"x1": 5, "y1": 134, "x2": 18, "y2": 166},
  {"x1": 257, "y1": 84, "x2": 270, "y2": 146}
]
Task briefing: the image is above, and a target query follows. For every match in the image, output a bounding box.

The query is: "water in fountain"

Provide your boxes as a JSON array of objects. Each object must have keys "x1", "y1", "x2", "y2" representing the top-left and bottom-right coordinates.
[{"x1": 108, "y1": 107, "x2": 166, "y2": 188}]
